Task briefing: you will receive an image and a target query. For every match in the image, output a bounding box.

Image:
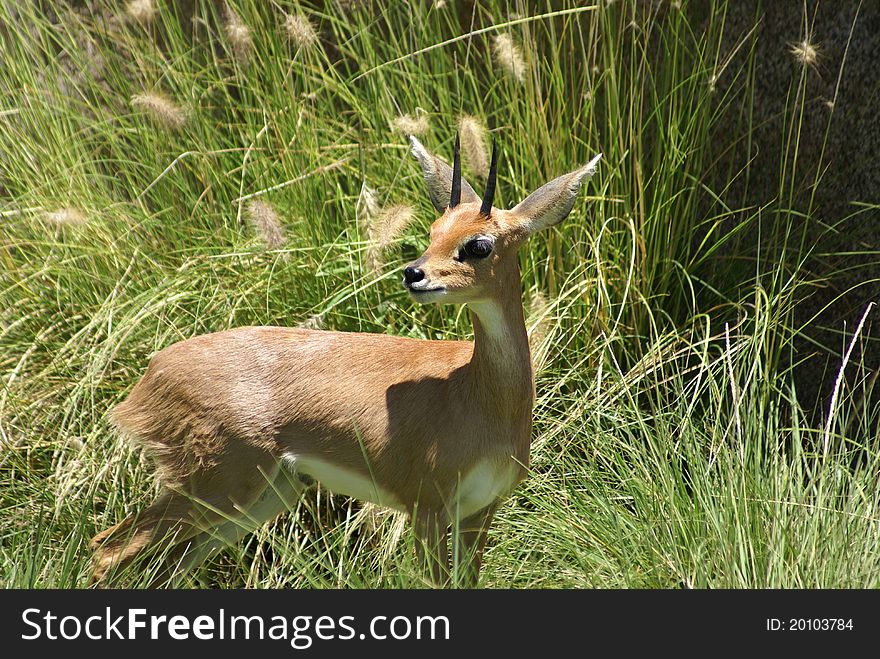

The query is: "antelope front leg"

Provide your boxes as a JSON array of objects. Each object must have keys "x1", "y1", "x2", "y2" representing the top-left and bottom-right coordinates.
[
  {"x1": 413, "y1": 508, "x2": 450, "y2": 586},
  {"x1": 455, "y1": 500, "x2": 499, "y2": 588}
]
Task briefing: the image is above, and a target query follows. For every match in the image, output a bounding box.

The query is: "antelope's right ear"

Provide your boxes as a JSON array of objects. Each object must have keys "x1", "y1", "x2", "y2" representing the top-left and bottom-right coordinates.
[
  {"x1": 510, "y1": 154, "x2": 602, "y2": 235},
  {"x1": 409, "y1": 136, "x2": 480, "y2": 213}
]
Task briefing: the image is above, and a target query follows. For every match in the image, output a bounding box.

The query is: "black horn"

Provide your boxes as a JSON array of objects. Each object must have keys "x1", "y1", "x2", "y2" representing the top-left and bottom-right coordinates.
[
  {"x1": 449, "y1": 132, "x2": 462, "y2": 208},
  {"x1": 480, "y1": 138, "x2": 498, "y2": 216}
]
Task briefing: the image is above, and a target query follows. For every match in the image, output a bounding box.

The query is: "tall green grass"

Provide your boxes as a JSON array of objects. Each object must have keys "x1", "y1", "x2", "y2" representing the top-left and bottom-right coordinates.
[{"x1": 1, "y1": 0, "x2": 877, "y2": 588}]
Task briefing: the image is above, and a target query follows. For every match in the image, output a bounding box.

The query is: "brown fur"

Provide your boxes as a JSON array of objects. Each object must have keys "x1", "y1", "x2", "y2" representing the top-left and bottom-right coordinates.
[{"x1": 90, "y1": 142, "x2": 599, "y2": 587}]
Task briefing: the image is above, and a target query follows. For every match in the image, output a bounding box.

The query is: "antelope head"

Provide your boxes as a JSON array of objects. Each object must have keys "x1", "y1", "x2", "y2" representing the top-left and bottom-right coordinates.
[{"x1": 405, "y1": 134, "x2": 602, "y2": 306}]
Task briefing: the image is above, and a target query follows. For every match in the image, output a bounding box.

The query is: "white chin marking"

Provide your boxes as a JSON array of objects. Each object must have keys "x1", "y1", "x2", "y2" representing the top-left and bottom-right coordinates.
[{"x1": 408, "y1": 288, "x2": 447, "y2": 303}]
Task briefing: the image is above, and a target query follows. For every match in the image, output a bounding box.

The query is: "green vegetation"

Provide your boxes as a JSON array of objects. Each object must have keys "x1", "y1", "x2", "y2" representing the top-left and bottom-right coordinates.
[{"x1": 2, "y1": 1, "x2": 878, "y2": 588}]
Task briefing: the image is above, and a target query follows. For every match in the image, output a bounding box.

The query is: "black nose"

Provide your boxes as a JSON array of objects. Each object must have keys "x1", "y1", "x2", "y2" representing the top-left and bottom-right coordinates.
[{"x1": 403, "y1": 266, "x2": 425, "y2": 285}]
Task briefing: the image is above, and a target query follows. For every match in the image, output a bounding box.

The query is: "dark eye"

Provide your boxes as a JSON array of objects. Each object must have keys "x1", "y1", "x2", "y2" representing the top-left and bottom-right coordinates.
[{"x1": 463, "y1": 238, "x2": 493, "y2": 259}]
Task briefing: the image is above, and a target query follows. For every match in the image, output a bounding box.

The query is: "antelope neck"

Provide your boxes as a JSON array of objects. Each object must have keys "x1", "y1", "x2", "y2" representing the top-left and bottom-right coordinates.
[{"x1": 467, "y1": 293, "x2": 533, "y2": 410}]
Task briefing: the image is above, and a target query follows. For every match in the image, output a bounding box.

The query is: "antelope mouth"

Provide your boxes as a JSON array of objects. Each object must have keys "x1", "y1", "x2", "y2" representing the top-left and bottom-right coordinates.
[
  {"x1": 405, "y1": 283, "x2": 448, "y2": 301},
  {"x1": 406, "y1": 286, "x2": 446, "y2": 295}
]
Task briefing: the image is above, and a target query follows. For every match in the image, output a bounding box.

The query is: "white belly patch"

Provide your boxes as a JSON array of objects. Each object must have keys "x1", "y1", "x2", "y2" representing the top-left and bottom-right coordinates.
[
  {"x1": 282, "y1": 454, "x2": 405, "y2": 512},
  {"x1": 453, "y1": 458, "x2": 520, "y2": 520}
]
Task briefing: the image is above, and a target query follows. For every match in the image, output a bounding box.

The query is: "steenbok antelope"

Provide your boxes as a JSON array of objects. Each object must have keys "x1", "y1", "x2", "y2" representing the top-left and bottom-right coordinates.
[{"x1": 90, "y1": 135, "x2": 601, "y2": 587}]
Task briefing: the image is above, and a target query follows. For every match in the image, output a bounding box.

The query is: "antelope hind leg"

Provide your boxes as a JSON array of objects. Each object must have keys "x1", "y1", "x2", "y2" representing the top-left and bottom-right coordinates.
[
  {"x1": 90, "y1": 445, "x2": 285, "y2": 587},
  {"x1": 159, "y1": 464, "x2": 309, "y2": 583}
]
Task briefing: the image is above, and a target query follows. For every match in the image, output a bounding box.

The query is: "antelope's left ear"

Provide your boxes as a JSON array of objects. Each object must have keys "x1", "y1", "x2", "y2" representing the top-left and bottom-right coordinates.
[
  {"x1": 409, "y1": 135, "x2": 480, "y2": 213},
  {"x1": 509, "y1": 154, "x2": 602, "y2": 234}
]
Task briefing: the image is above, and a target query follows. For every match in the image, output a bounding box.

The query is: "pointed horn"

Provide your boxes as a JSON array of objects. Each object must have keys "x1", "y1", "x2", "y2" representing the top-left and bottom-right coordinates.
[
  {"x1": 480, "y1": 138, "x2": 499, "y2": 216},
  {"x1": 449, "y1": 132, "x2": 462, "y2": 208}
]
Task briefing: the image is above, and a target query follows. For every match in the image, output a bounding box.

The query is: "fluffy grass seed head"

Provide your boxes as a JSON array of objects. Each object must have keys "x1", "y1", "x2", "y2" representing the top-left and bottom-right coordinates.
[
  {"x1": 492, "y1": 33, "x2": 526, "y2": 83},
  {"x1": 44, "y1": 207, "x2": 87, "y2": 226},
  {"x1": 224, "y1": 4, "x2": 253, "y2": 63},
  {"x1": 356, "y1": 183, "x2": 381, "y2": 228},
  {"x1": 365, "y1": 204, "x2": 414, "y2": 273},
  {"x1": 284, "y1": 13, "x2": 318, "y2": 49},
  {"x1": 357, "y1": 183, "x2": 380, "y2": 270},
  {"x1": 458, "y1": 115, "x2": 489, "y2": 178},
  {"x1": 298, "y1": 312, "x2": 326, "y2": 330},
  {"x1": 789, "y1": 39, "x2": 820, "y2": 69},
  {"x1": 374, "y1": 204, "x2": 414, "y2": 249},
  {"x1": 391, "y1": 112, "x2": 429, "y2": 137},
  {"x1": 126, "y1": 0, "x2": 157, "y2": 24},
  {"x1": 131, "y1": 92, "x2": 187, "y2": 130},
  {"x1": 245, "y1": 199, "x2": 285, "y2": 250}
]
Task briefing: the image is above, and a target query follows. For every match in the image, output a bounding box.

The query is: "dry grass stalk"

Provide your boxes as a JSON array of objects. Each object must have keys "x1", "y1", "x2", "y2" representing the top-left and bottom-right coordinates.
[
  {"x1": 352, "y1": 503, "x2": 408, "y2": 559},
  {"x1": 527, "y1": 292, "x2": 553, "y2": 373}
]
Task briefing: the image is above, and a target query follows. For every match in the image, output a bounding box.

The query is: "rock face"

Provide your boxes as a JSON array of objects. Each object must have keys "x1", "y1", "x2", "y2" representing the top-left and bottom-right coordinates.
[{"x1": 707, "y1": 1, "x2": 879, "y2": 417}]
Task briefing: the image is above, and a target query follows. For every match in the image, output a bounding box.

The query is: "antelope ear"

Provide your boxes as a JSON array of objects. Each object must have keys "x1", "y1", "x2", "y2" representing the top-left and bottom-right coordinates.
[
  {"x1": 510, "y1": 154, "x2": 602, "y2": 234},
  {"x1": 409, "y1": 136, "x2": 480, "y2": 213}
]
